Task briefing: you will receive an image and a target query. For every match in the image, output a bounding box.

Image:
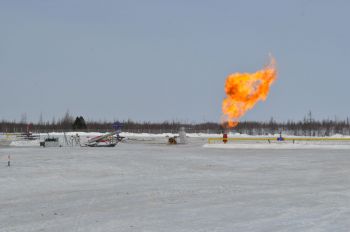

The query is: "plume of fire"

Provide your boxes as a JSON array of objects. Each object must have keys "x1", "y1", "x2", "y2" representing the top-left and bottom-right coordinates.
[{"x1": 222, "y1": 57, "x2": 277, "y2": 128}]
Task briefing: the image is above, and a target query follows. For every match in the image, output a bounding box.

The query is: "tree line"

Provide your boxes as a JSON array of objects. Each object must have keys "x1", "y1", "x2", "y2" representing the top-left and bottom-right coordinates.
[{"x1": 1, "y1": 112, "x2": 350, "y2": 136}]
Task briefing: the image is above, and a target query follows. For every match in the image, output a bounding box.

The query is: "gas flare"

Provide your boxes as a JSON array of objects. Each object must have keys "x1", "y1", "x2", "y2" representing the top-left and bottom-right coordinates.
[{"x1": 222, "y1": 57, "x2": 277, "y2": 128}]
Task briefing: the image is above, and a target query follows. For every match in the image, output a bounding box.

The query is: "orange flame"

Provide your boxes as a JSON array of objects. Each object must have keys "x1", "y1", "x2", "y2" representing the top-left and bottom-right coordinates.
[{"x1": 222, "y1": 57, "x2": 277, "y2": 128}]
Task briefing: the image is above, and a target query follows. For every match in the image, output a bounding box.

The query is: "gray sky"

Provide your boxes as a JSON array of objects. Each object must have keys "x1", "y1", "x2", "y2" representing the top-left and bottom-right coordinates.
[{"x1": 1, "y1": 0, "x2": 349, "y2": 123}]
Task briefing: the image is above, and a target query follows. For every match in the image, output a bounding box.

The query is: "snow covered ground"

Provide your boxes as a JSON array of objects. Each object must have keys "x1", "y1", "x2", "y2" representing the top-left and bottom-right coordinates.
[
  {"x1": 4, "y1": 131, "x2": 350, "y2": 147},
  {"x1": 1, "y1": 140, "x2": 350, "y2": 231}
]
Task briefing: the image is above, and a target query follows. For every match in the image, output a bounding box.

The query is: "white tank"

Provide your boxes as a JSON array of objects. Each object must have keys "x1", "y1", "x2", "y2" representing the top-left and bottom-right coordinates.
[{"x1": 178, "y1": 127, "x2": 187, "y2": 144}]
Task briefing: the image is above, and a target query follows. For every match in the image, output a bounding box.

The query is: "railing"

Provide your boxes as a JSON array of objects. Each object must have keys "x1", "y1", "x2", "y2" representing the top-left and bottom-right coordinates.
[{"x1": 207, "y1": 137, "x2": 350, "y2": 144}]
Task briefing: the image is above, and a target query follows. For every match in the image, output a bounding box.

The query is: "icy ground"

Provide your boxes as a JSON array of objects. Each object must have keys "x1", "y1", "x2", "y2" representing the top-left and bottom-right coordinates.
[{"x1": 1, "y1": 141, "x2": 350, "y2": 231}]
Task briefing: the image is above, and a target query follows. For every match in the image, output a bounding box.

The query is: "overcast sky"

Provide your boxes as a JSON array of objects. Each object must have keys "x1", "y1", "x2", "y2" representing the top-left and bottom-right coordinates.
[{"x1": 1, "y1": 0, "x2": 349, "y2": 123}]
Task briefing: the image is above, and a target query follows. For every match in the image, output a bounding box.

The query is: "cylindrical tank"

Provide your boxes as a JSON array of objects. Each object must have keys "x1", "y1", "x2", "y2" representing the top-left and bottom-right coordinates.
[{"x1": 179, "y1": 127, "x2": 187, "y2": 144}]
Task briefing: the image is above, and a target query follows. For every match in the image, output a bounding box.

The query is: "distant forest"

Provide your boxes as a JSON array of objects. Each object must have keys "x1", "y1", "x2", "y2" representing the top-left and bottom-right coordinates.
[{"x1": 1, "y1": 111, "x2": 350, "y2": 136}]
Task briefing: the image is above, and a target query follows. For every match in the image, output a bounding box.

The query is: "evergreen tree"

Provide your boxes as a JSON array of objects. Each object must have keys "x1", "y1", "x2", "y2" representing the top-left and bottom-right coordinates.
[{"x1": 72, "y1": 116, "x2": 87, "y2": 130}]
